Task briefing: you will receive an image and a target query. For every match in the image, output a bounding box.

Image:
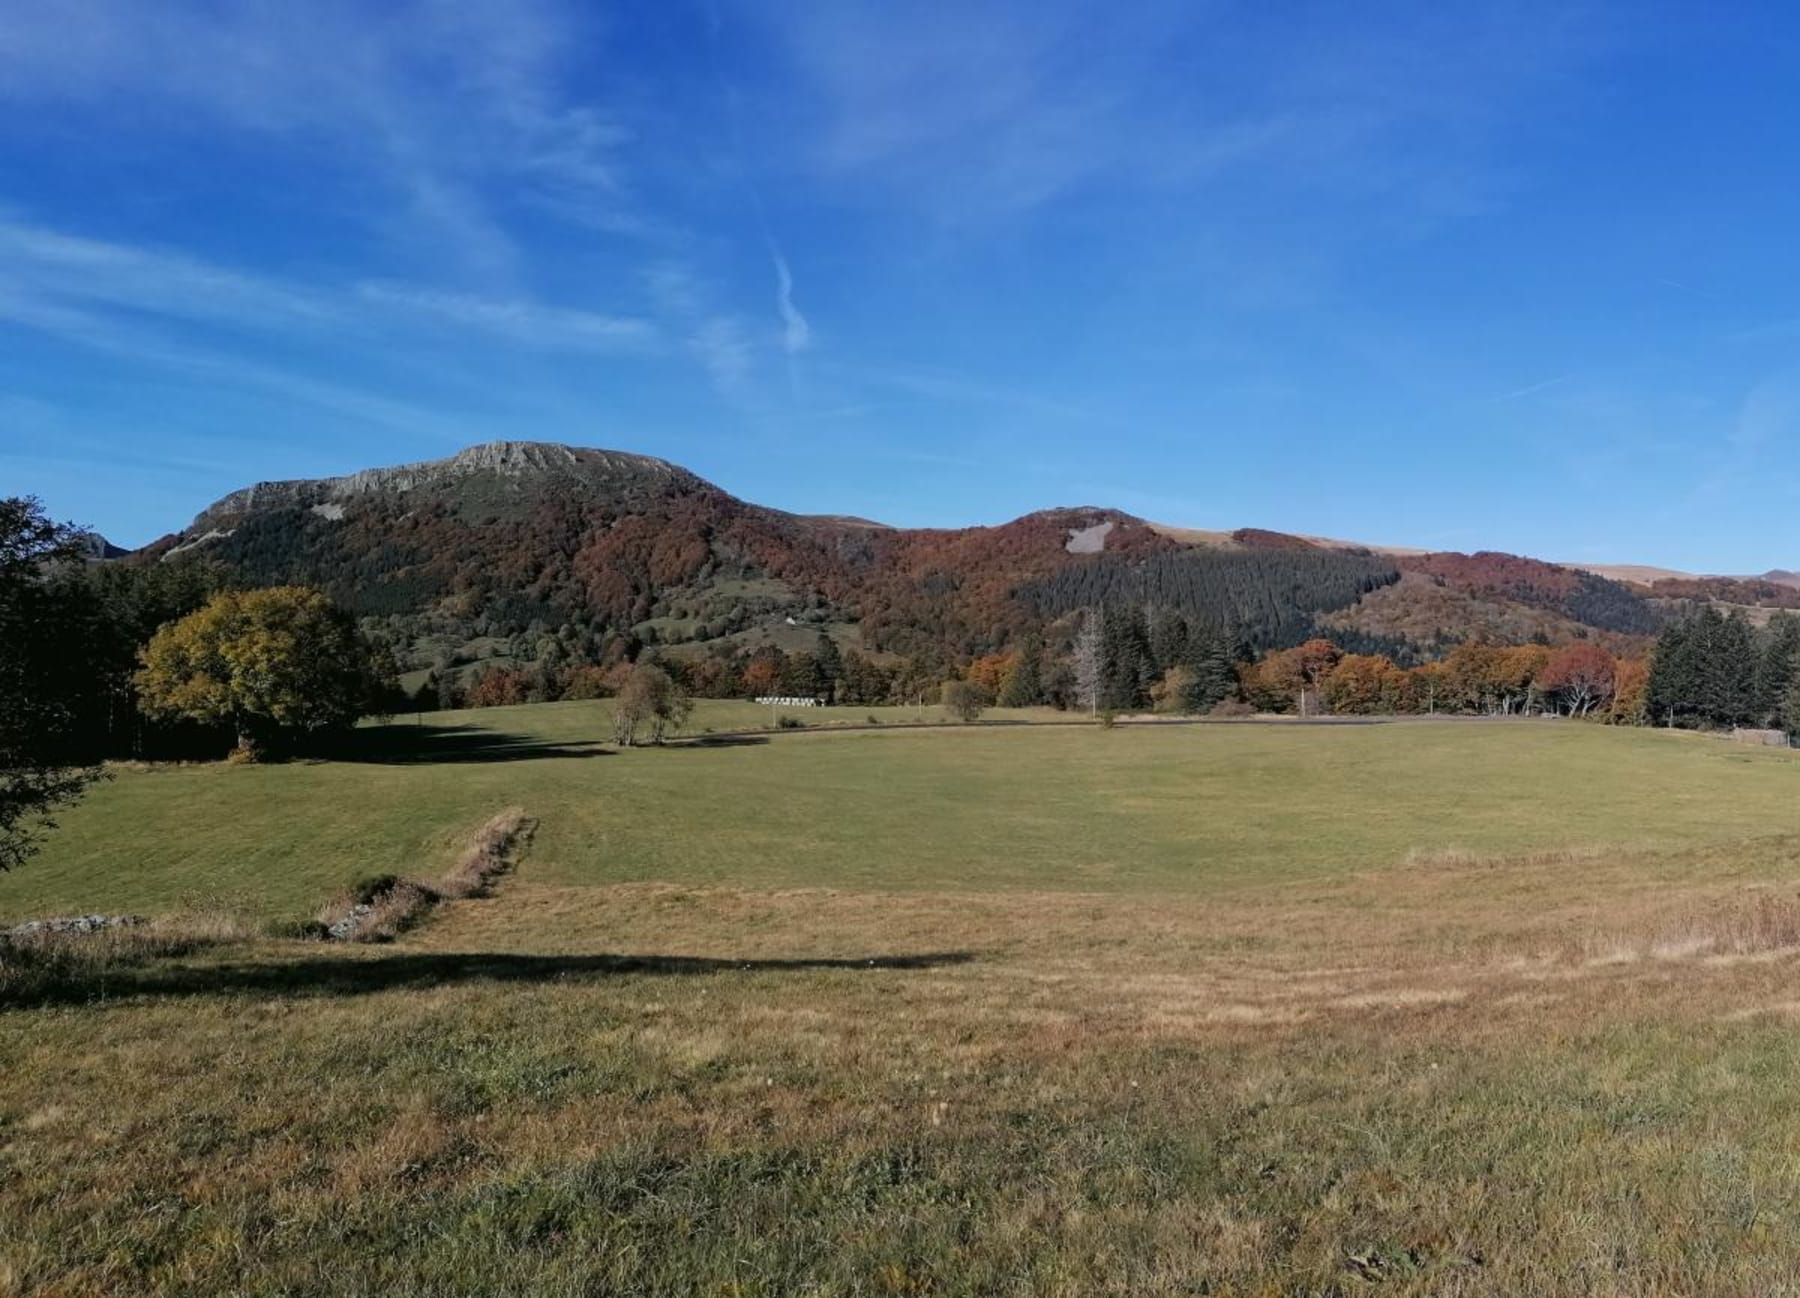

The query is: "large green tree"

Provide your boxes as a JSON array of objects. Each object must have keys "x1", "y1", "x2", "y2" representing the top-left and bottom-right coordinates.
[
  {"x1": 812, "y1": 632, "x2": 844, "y2": 704},
  {"x1": 0, "y1": 498, "x2": 104, "y2": 869},
  {"x1": 1098, "y1": 606, "x2": 1153, "y2": 712},
  {"x1": 1647, "y1": 607, "x2": 1759, "y2": 728},
  {"x1": 45, "y1": 554, "x2": 229, "y2": 758},
  {"x1": 136, "y1": 586, "x2": 389, "y2": 755},
  {"x1": 1179, "y1": 622, "x2": 1238, "y2": 713},
  {"x1": 1756, "y1": 613, "x2": 1800, "y2": 725}
]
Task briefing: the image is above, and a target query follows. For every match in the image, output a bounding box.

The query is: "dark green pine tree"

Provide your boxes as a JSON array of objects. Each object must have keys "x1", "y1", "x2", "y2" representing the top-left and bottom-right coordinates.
[
  {"x1": 1646, "y1": 613, "x2": 1700, "y2": 726},
  {"x1": 1224, "y1": 622, "x2": 1257, "y2": 665},
  {"x1": 1098, "y1": 605, "x2": 1153, "y2": 712},
  {"x1": 1650, "y1": 607, "x2": 1761, "y2": 728},
  {"x1": 1755, "y1": 613, "x2": 1800, "y2": 725},
  {"x1": 1783, "y1": 656, "x2": 1800, "y2": 738},
  {"x1": 812, "y1": 632, "x2": 844, "y2": 704},
  {"x1": 1180, "y1": 622, "x2": 1237, "y2": 714},
  {"x1": 782, "y1": 651, "x2": 826, "y2": 700},
  {"x1": 1706, "y1": 612, "x2": 1758, "y2": 726},
  {"x1": 998, "y1": 636, "x2": 1044, "y2": 708},
  {"x1": 1147, "y1": 608, "x2": 1190, "y2": 673}
]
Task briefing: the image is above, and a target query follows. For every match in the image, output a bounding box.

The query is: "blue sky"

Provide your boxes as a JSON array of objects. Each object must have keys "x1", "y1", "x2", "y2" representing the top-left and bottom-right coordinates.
[{"x1": 1, "y1": 2, "x2": 1797, "y2": 571}]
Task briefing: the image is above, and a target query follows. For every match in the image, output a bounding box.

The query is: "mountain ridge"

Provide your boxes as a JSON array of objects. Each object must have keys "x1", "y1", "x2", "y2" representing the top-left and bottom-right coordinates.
[
  {"x1": 188, "y1": 441, "x2": 705, "y2": 533},
  {"x1": 122, "y1": 440, "x2": 1794, "y2": 680},
  {"x1": 162, "y1": 439, "x2": 1779, "y2": 579}
]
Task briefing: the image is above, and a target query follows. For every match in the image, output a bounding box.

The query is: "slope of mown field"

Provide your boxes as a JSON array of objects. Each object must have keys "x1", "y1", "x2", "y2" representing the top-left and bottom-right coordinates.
[
  {"x1": 7, "y1": 715, "x2": 1800, "y2": 1294},
  {"x1": 0, "y1": 700, "x2": 1059, "y2": 921},
  {"x1": 7, "y1": 705, "x2": 1800, "y2": 921}
]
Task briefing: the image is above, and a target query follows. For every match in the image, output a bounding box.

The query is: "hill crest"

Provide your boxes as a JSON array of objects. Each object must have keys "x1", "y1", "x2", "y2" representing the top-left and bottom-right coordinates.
[{"x1": 190, "y1": 441, "x2": 704, "y2": 533}]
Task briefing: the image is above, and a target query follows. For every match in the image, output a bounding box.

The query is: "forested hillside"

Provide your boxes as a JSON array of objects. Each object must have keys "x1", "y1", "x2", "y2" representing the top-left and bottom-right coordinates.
[
  {"x1": 1016, "y1": 546, "x2": 1402, "y2": 651},
  {"x1": 1396, "y1": 552, "x2": 1660, "y2": 634},
  {"x1": 105, "y1": 440, "x2": 1720, "y2": 710}
]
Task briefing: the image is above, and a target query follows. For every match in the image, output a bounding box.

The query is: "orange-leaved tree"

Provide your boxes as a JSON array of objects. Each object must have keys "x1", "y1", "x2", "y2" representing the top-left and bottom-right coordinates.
[{"x1": 1539, "y1": 643, "x2": 1617, "y2": 717}]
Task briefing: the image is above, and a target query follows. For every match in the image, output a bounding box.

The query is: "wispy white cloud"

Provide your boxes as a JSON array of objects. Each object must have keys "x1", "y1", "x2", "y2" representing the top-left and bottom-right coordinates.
[
  {"x1": 0, "y1": 219, "x2": 333, "y2": 331},
  {"x1": 0, "y1": 215, "x2": 685, "y2": 447},
  {"x1": 356, "y1": 282, "x2": 656, "y2": 352},
  {"x1": 1693, "y1": 369, "x2": 1800, "y2": 504},
  {"x1": 690, "y1": 317, "x2": 753, "y2": 392},
  {"x1": 645, "y1": 260, "x2": 759, "y2": 396},
  {"x1": 727, "y1": 1, "x2": 1604, "y2": 229},
  {"x1": 1494, "y1": 373, "x2": 1578, "y2": 402},
  {"x1": 772, "y1": 253, "x2": 810, "y2": 355},
  {"x1": 0, "y1": 0, "x2": 630, "y2": 279},
  {"x1": 0, "y1": 215, "x2": 658, "y2": 354},
  {"x1": 0, "y1": 282, "x2": 468, "y2": 441}
]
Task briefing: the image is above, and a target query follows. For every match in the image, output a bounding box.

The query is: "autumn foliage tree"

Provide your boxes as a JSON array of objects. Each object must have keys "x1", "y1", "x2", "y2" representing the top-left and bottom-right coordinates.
[
  {"x1": 965, "y1": 651, "x2": 1017, "y2": 697},
  {"x1": 1538, "y1": 642, "x2": 1617, "y2": 717},
  {"x1": 464, "y1": 666, "x2": 533, "y2": 709},
  {"x1": 136, "y1": 587, "x2": 389, "y2": 756},
  {"x1": 1256, "y1": 639, "x2": 1342, "y2": 714},
  {"x1": 741, "y1": 647, "x2": 786, "y2": 698},
  {"x1": 1609, "y1": 657, "x2": 1650, "y2": 726},
  {"x1": 1320, "y1": 653, "x2": 1410, "y2": 715}
]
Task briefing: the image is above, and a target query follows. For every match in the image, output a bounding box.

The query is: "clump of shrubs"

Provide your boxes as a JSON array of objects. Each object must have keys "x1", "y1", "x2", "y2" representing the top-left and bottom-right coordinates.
[
  {"x1": 350, "y1": 873, "x2": 406, "y2": 906},
  {"x1": 941, "y1": 679, "x2": 990, "y2": 723},
  {"x1": 316, "y1": 875, "x2": 436, "y2": 943}
]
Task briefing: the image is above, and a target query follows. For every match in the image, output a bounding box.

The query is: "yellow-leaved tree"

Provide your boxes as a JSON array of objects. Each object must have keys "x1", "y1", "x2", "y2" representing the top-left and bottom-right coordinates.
[{"x1": 136, "y1": 586, "x2": 387, "y2": 758}]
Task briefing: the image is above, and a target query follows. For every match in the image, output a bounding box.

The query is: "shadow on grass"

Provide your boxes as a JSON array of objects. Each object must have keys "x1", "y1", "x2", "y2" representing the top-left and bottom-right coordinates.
[
  {"x1": 3, "y1": 948, "x2": 977, "y2": 1009},
  {"x1": 673, "y1": 734, "x2": 771, "y2": 749},
  {"x1": 342, "y1": 724, "x2": 612, "y2": 764}
]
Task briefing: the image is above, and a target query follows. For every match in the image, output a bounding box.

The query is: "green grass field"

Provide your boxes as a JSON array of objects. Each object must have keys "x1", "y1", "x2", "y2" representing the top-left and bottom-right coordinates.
[
  {"x1": 6, "y1": 708, "x2": 1800, "y2": 1294},
  {"x1": 8, "y1": 702, "x2": 1797, "y2": 920}
]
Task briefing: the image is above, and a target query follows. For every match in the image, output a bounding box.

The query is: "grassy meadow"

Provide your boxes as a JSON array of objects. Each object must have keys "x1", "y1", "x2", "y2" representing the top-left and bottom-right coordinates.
[{"x1": 7, "y1": 706, "x2": 1800, "y2": 1293}]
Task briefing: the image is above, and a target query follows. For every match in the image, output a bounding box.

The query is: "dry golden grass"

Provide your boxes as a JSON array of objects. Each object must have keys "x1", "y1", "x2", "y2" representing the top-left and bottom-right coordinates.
[
  {"x1": 0, "y1": 907, "x2": 257, "y2": 1002},
  {"x1": 15, "y1": 842, "x2": 1800, "y2": 1294}
]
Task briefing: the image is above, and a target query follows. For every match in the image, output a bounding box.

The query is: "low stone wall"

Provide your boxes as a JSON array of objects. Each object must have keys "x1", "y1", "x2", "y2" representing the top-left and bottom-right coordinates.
[{"x1": 4, "y1": 914, "x2": 146, "y2": 941}]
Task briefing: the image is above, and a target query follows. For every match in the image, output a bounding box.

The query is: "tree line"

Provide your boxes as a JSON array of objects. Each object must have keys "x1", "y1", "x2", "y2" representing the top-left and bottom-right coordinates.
[
  {"x1": 998, "y1": 601, "x2": 1800, "y2": 732},
  {"x1": 442, "y1": 596, "x2": 1800, "y2": 736}
]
